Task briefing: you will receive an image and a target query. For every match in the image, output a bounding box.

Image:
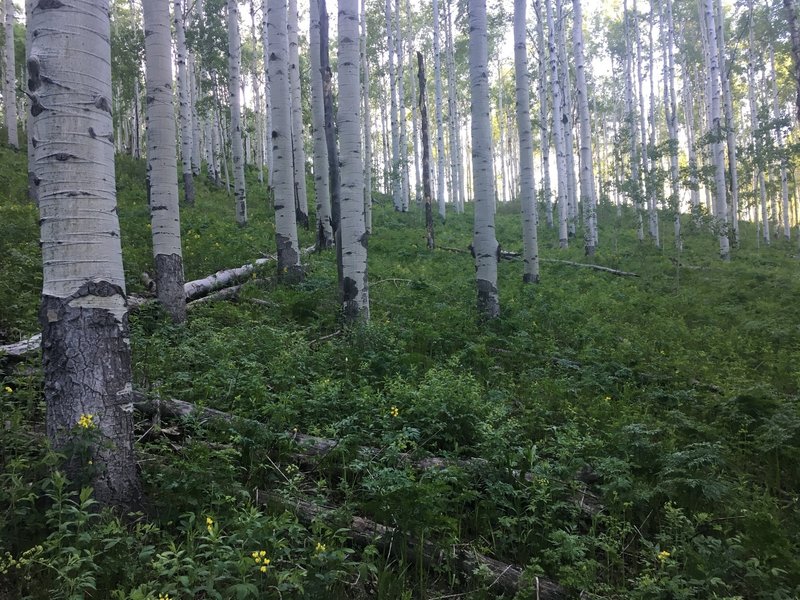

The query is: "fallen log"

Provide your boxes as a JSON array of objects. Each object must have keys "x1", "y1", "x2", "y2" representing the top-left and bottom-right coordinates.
[
  {"x1": 258, "y1": 492, "x2": 568, "y2": 598},
  {"x1": 0, "y1": 333, "x2": 41, "y2": 358},
  {"x1": 437, "y1": 246, "x2": 639, "y2": 277},
  {"x1": 133, "y1": 395, "x2": 603, "y2": 516}
]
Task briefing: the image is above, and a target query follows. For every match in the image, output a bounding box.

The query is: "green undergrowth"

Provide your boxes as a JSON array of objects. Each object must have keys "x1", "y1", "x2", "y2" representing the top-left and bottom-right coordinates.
[{"x1": 2, "y1": 147, "x2": 800, "y2": 598}]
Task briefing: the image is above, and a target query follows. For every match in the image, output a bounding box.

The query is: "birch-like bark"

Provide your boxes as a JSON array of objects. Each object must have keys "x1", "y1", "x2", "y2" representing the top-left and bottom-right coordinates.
[
  {"x1": 514, "y1": 0, "x2": 539, "y2": 282},
  {"x1": 385, "y1": 0, "x2": 401, "y2": 210},
  {"x1": 662, "y1": 0, "x2": 681, "y2": 248},
  {"x1": 204, "y1": 113, "x2": 215, "y2": 181},
  {"x1": 445, "y1": 0, "x2": 463, "y2": 212},
  {"x1": 546, "y1": 0, "x2": 569, "y2": 247},
  {"x1": 4, "y1": 0, "x2": 17, "y2": 148},
  {"x1": 716, "y1": 0, "x2": 738, "y2": 242},
  {"x1": 174, "y1": 0, "x2": 195, "y2": 205},
  {"x1": 770, "y1": 46, "x2": 790, "y2": 240},
  {"x1": 408, "y1": 0, "x2": 420, "y2": 207},
  {"x1": 572, "y1": 0, "x2": 598, "y2": 255},
  {"x1": 261, "y1": 0, "x2": 274, "y2": 183},
  {"x1": 228, "y1": 0, "x2": 247, "y2": 227},
  {"x1": 469, "y1": 0, "x2": 499, "y2": 318},
  {"x1": 189, "y1": 56, "x2": 202, "y2": 177},
  {"x1": 703, "y1": 0, "x2": 730, "y2": 259},
  {"x1": 634, "y1": 0, "x2": 653, "y2": 244},
  {"x1": 361, "y1": 0, "x2": 373, "y2": 231},
  {"x1": 433, "y1": 0, "x2": 446, "y2": 219},
  {"x1": 288, "y1": 0, "x2": 309, "y2": 227},
  {"x1": 28, "y1": 0, "x2": 141, "y2": 508},
  {"x1": 395, "y1": 0, "x2": 409, "y2": 210},
  {"x1": 248, "y1": 0, "x2": 264, "y2": 184},
  {"x1": 338, "y1": 0, "x2": 369, "y2": 321},
  {"x1": 268, "y1": 0, "x2": 302, "y2": 278},
  {"x1": 646, "y1": 6, "x2": 659, "y2": 247},
  {"x1": 784, "y1": 0, "x2": 800, "y2": 124},
  {"x1": 310, "y1": 0, "x2": 334, "y2": 248},
  {"x1": 128, "y1": 0, "x2": 141, "y2": 160},
  {"x1": 534, "y1": 0, "x2": 553, "y2": 227},
  {"x1": 418, "y1": 52, "x2": 434, "y2": 249},
  {"x1": 682, "y1": 68, "x2": 701, "y2": 215},
  {"x1": 556, "y1": 0, "x2": 576, "y2": 234},
  {"x1": 143, "y1": 0, "x2": 186, "y2": 323},
  {"x1": 624, "y1": 0, "x2": 643, "y2": 239},
  {"x1": 25, "y1": 0, "x2": 36, "y2": 202},
  {"x1": 320, "y1": 0, "x2": 341, "y2": 232}
]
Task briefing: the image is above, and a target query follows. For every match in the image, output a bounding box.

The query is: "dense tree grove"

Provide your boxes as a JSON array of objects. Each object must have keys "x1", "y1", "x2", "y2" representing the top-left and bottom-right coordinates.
[{"x1": 1, "y1": 0, "x2": 800, "y2": 597}]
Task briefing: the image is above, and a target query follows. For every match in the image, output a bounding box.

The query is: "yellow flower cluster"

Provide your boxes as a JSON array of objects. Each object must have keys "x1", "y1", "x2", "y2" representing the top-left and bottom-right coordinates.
[
  {"x1": 158, "y1": 594, "x2": 172, "y2": 600},
  {"x1": 251, "y1": 550, "x2": 270, "y2": 572},
  {"x1": 315, "y1": 542, "x2": 326, "y2": 553},
  {"x1": 657, "y1": 550, "x2": 671, "y2": 562},
  {"x1": 206, "y1": 516, "x2": 214, "y2": 533},
  {"x1": 3, "y1": 386, "x2": 12, "y2": 393},
  {"x1": 389, "y1": 406, "x2": 400, "y2": 418},
  {"x1": 77, "y1": 414, "x2": 95, "y2": 429}
]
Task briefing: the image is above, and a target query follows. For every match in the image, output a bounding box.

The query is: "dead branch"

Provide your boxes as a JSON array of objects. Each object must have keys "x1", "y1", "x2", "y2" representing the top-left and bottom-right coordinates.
[{"x1": 256, "y1": 491, "x2": 568, "y2": 599}]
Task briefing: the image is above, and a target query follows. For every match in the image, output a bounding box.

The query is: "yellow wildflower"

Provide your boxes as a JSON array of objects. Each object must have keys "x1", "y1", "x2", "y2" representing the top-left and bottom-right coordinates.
[
  {"x1": 260, "y1": 565, "x2": 267, "y2": 573},
  {"x1": 77, "y1": 414, "x2": 95, "y2": 429},
  {"x1": 158, "y1": 594, "x2": 172, "y2": 600},
  {"x1": 3, "y1": 386, "x2": 12, "y2": 393},
  {"x1": 259, "y1": 550, "x2": 266, "y2": 557},
  {"x1": 315, "y1": 542, "x2": 326, "y2": 553},
  {"x1": 390, "y1": 406, "x2": 399, "y2": 418},
  {"x1": 251, "y1": 551, "x2": 259, "y2": 559},
  {"x1": 255, "y1": 557, "x2": 261, "y2": 564},
  {"x1": 206, "y1": 516, "x2": 213, "y2": 527},
  {"x1": 657, "y1": 550, "x2": 671, "y2": 562}
]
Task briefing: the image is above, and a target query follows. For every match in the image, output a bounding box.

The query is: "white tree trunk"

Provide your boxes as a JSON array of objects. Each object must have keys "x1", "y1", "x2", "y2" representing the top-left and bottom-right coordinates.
[
  {"x1": 268, "y1": 0, "x2": 302, "y2": 277},
  {"x1": 445, "y1": 0, "x2": 463, "y2": 212},
  {"x1": 338, "y1": 0, "x2": 369, "y2": 321},
  {"x1": 189, "y1": 55, "x2": 202, "y2": 177},
  {"x1": 228, "y1": 0, "x2": 247, "y2": 226},
  {"x1": 143, "y1": 0, "x2": 186, "y2": 323},
  {"x1": 716, "y1": 0, "x2": 738, "y2": 242},
  {"x1": 703, "y1": 0, "x2": 730, "y2": 259},
  {"x1": 546, "y1": 0, "x2": 569, "y2": 248},
  {"x1": 433, "y1": 0, "x2": 446, "y2": 219},
  {"x1": 572, "y1": 0, "x2": 597, "y2": 255},
  {"x1": 288, "y1": 0, "x2": 308, "y2": 226},
  {"x1": 662, "y1": 0, "x2": 681, "y2": 249},
  {"x1": 310, "y1": 0, "x2": 334, "y2": 248},
  {"x1": 4, "y1": 0, "x2": 17, "y2": 148},
  {"x1": 556, "y1": 0, "x2": 577, "y2": 234},
  {"x1": 261, "y1": 0, "x2": 274, "y2": 184},
  {"x1": 395, "y1": 0, "x2": 409, "y2": 211},
  {"x1": 361, "y1": 0, "x2": 373, "y2": 231},
  {"x1": 534, "y1": 0, "x2": 553, "y2": 227},
  {"x1": 682, "y1": 68, "x2": 701, "y2": 215},
  {"x1": 646, "y1": 9, "x2": 660, "y2": 247},
  {"x1": 469, "y1": 0, "x2": 499, "y2": 318},
  {"x1": 28, "y1": 0, "x2": 141, "y2": 508},
  {"x1": 386, "y1": 0, "x2": 401, "y2": 210},
  {"x1": 407, "y1": 0, "x2": 420, "y2": 207},
  {"x1": 514, "y1": 0, "x2": 540, "y2": 283},
  {"x1": 173, "y1": 0, "x2": 195, "y2": 205}
]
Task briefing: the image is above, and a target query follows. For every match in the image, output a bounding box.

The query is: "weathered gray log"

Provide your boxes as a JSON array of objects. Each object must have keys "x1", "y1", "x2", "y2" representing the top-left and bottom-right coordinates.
[
  {"x1": 0, "y1": 333, "x2": 41, "y2": 358},
  {"x1": 183, "y1": 257, "x2": 275, "y2": 301},
  {"x1": 257, "y1": 492, "x2": 569, "y2": 599}
]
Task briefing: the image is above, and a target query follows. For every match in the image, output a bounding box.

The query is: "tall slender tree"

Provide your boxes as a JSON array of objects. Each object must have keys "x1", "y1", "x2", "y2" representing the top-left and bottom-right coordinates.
[
  {"x1": 360, "y1": 0, "x2": 373, "y2": 231},
  {"x1": 261, "y1": 0, "x2": 274, "y2": 182},
  {"x1": 28, "y1": 0, "x2": 141, "y2": 508},
  {"x1": 546, "y1": 0, "x2": 569, "y2": 247},
  {"x1": 386, "y1": 0, "x2": 402, "y2": 210},
  {"x1": 514, "y1": 0, "x2": 539, "y2": 282},
  {"x1": 572, "y1": 0, "x2": 598, "y2": 255},
  {"x1": 228, "y1": 0, "x2": 247, "y2": 227},
  {"x1": 310, "y1": 0, "x2": 334, "y2": 248},
  {"x1": 288, "y1": 0, "x2": 309, "y2": 227},
  {"x1": 534, "y1": 0, "x2": 553, "y2": 228},
  {"x1": 433, "y1": 0, "x2": 446, "y2": 219},
  {"x1": 338, "y1": 0, "x2": 369, "y2": 321},
  {"x1": 3, "y1": 0, "x2": 17, "y2": 149},
  {"x1": 268, "y1": 0, "x2": 303, "y2": 278},
  {"x1": 174, "y1": 0, "x2": 195, "y2": 205},
  {"x1": 143, "y1": 0, "x2": 186, "y2": 324},
  {"x1": 418, "y1": 52, "x2": 434, "y2": 249},
  {"x1": 469, "y1": 0, "x2": 499, "y2": 318}
]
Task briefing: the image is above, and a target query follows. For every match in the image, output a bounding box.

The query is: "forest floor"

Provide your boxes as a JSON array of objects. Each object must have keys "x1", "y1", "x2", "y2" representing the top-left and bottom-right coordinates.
[{"x1": 1, "y1": 147, "x2": 799, "y2": 599}]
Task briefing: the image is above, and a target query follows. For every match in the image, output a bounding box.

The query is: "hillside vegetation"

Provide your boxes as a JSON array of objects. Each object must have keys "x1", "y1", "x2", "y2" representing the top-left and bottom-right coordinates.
[{"x1": 1, "y1": 147, "x2": 799, "y2": 598}]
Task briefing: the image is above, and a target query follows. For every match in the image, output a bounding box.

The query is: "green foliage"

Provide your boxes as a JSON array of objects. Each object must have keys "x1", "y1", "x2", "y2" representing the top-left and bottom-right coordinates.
[{"x1": 2, "y1": 148, "x2": 800, "y2": 597}]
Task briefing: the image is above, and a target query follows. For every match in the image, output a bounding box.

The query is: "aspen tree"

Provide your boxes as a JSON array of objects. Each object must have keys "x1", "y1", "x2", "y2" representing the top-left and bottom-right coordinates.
[
  {"x1": 395, "y1": 0, "x2": 409, "y2": 210},
  {"x1": 469, "y1": 0, "x2": 499, "y2": 318},
  {"x1": 3, "y1": 0, "x2": 17, "y2": 149},
  {"x1": 703, "y1": 0, "x2": 730, "y2": 259},
  {"x1": 338, "y1": 0, "x2": 369, "y2": 320},
  {"x1": 418, "y1": 52, "x2": 434, "y2": 249},
  {"x1": 174, "y1": 0, "x2": 195, "y2": 205},
  {"x1": 268, "y1": 0, "x2": 303, "y2": 277},
  {"x1": 288, "y1": 0, "x2": 309, "y2": 227},
  {"x1": 28, "y1": 0, "x2": 141, "y2": 508},
  {"x1": 769, "y1": 46, "x2": 790, "y2": 240},
  {"x1": 534, "y1": 0, "x2": 553, "y2": 228},
  {"x1": 361, "y1": 0, "x2": 373, "y2": 231},
  {"x1": 310, "y1": 0, "x2": 334, "y2": 248},
  {"x1": 228, "y1": 0, "x2": 248, "y2": 227},
  {"x1": 143, "y1": 0, "x2": 186, "y2": 324},
  {"x1": 514, "y1": 0, "x2": 540, "y2": 282},
  {"x1": 261, "y1": 0, "x2": 274, "y2": 181},
  {"x1": 716, "y1": 0, "x2": 738, "y2": 242},
  {"x1": 386, "y1": 0, "x2": 401, "y2": 210},
  {"x1": 433, "y1": 0, "x2": 446, "y2": 219},
  {"x1": 546, "y1": 0, "x2": 569, "y2": 247},
  {"x1": 572, "y1": 0, "x2": 598, "y2": 255}
]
